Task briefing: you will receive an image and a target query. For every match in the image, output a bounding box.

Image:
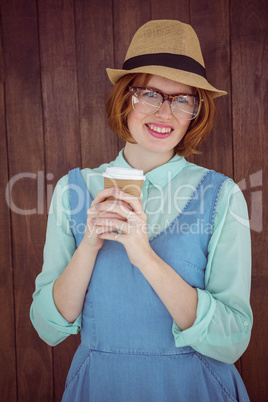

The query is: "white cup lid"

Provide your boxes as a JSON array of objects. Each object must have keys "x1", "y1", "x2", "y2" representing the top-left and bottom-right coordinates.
[{"x1": 103, "y1": 166, "x2": 145, "y2": 180}]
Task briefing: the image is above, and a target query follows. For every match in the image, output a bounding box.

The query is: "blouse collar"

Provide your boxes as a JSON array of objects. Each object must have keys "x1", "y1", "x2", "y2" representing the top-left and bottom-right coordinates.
[{"x1": 110, "y1": 149, "x2": 187, "y2": 187}]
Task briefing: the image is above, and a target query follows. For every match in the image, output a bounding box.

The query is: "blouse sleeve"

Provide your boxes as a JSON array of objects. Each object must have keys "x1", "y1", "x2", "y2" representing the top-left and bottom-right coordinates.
[
  {"x1": 30, "y1": 175, "x2": 81, "y2": 346},
  {"x1": 172, "y1": 179, "x2": 253, "y2": 364}
]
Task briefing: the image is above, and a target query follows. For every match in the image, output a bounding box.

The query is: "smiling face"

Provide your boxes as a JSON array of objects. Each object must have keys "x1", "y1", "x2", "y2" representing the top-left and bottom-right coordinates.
[{"x1": 126, "y1": 75, "x2": 194, "y2": 164}]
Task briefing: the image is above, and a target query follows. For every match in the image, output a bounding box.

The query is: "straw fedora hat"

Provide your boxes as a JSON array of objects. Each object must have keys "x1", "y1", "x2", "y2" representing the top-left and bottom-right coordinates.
[{"x1": 106, "y1": 20, "x2": 227, "y2": 98}]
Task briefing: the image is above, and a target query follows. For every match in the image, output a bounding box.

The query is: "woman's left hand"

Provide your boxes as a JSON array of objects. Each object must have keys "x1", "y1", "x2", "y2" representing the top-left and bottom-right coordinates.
[{"x1": 91, "y1": 187, "x2": 152, "y2": 267}]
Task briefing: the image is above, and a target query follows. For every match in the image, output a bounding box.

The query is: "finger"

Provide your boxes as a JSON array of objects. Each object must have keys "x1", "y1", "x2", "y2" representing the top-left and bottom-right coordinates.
[
  {"x1": 94, "y1": 225, "x2": 118, "y2": 236},
  {"x1": 87, "y1": 209, "x2": 100, "y2": 221},
  {"x1": 90, "y1": 187, "x2": 120, "y2": 209},
  {"x1": 87, "y1": 201, "x2": 128, "y2": 219},
  {"x1": 92, "y1": 217, "x2": 128, "y2": 233},
  {"x1": 112, "y1": 189, "x2": 144, "y2": 215},
  {"x1": 98, "y1": 211, "x2": 127, "y2": 220},
  {"x1": 95, "y1": 200, "x2": 132, "y2": 219},
  {"x1": 98, "y1": 231, "x2": 124, "y2": 242},
  {"x1": 94, "y1": 200, "x2": 145, "y2": 222}
]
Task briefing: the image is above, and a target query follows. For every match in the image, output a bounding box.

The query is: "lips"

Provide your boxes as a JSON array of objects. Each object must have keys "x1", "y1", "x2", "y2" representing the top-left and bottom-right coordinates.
[{"x1": 146, "y1": 123, "x2": 174, "y2": 139}]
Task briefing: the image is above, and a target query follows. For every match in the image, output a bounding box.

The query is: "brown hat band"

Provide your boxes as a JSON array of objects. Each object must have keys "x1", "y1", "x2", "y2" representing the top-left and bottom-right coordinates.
[{"x1": 122, "y1": 53, "x2": 207, "y2": 79}]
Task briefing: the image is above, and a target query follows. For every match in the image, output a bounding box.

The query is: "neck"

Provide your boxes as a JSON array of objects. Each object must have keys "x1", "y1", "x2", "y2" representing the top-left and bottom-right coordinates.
[{"x1": 123, "y1": 143, "x2": 175, "y2": 173}]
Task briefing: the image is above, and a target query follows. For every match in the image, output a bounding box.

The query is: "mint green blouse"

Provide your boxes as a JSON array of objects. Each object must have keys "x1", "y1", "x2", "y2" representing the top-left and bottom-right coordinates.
[{"x1": 30, "y1": 149, "x2": 253, "y2": 364}]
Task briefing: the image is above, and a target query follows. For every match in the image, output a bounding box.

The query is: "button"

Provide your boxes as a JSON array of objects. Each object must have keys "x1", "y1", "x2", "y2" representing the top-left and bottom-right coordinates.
[{"x1": 243, "y1": 321, "x2": 248, "y2": 327}]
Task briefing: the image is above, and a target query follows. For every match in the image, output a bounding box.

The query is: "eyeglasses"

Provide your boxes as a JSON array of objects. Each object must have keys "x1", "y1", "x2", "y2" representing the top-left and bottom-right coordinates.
[{"x1": 129, "y1": 86, "x2": 201, "y2": 121}]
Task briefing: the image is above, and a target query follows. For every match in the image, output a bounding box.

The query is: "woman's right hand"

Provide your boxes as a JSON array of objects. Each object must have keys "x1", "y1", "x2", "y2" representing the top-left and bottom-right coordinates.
[{"x1": 81, "y1": 187, "x2": 129, "y2": 251}]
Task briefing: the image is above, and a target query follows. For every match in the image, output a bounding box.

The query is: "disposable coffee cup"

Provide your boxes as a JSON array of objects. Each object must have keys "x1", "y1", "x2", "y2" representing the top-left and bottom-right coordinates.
[{"x1": 103, "y1": 167, "x2": 145, "y2": 200}]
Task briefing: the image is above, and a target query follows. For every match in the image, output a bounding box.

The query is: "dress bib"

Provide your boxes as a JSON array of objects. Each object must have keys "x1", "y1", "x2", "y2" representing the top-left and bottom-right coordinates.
[{"x1": 62, "y1": 168, "x2": 250, "y2": 402}]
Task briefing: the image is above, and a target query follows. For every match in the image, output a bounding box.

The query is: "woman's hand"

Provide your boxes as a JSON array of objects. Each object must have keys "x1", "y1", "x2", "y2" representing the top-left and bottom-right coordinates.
[
  {"x1": 82, "y1": 187, "x2": 129, "y2": 252},
  {"x1": 91, "y1": 188, "x2": 152, "y2": 267}
]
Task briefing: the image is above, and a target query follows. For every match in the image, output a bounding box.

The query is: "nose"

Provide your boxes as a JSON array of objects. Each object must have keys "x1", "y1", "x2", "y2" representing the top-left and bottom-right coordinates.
[{"x1": 154, "y1": 100, "x2": 173, "y2": 120}]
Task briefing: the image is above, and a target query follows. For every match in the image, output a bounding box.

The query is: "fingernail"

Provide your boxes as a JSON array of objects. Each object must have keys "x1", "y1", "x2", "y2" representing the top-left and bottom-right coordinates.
[
  {"x1": 91, "y1": 218, "x2": 96, "y2": 223},
  {"x1": 113, "y1": 188, "x2": 120, "y2": 195},
  {"x1": 95, "y1": 204, "x2": 101, "y2": 209}
]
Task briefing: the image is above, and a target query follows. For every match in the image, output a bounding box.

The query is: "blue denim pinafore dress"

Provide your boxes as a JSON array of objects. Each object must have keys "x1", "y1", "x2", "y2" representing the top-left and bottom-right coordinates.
[{"x1": 62, "y1": 168, "x2": 250, "y2": 402}]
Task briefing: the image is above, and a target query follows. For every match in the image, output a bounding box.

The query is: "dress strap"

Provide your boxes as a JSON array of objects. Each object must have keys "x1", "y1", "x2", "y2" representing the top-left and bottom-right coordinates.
[{"x1": 68, "y1": 168, "x2": 92, "y2": 248}]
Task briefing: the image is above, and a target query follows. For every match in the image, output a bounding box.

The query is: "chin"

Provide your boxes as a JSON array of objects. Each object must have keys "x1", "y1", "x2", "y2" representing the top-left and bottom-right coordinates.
[{"x1": 143, "y1": 143, "x2": 175, "y2": 155}]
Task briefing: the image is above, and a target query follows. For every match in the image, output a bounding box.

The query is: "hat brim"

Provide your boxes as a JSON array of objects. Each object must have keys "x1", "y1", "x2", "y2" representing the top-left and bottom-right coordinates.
[{"x1": 106, "y1": 66, "x2": 227, "y2": 98}]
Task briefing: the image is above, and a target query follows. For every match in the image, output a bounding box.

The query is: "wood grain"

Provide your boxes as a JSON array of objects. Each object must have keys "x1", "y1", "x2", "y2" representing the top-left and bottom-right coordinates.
[
  {"x1": 242, "y1": 278, "x2": 268, "y2": 401},
  {"x1": 0, "y1": 0, "x2": 267, "y2": 400},
  {"x1": 0, "y1": 0, "x2": 53, "y2": 400},
  {"x1": 231, "y1": 0, "x2": 268, "y2": 400},
  {"x1": 37, "y1": 1, "x2": 82, "y2": 400},
  {"x1": 38, "y1": 0, "x2": 81, "y2": 186},
  {"x1": 0, "y1": 20, "x2": 17, "y2": 402},
  {"x1": 112, "y1": 0, "x2": 151, "y2": 153},
  {"x1": 151, "y1": 0, "x2": 190, "y2": 21},
  {"x1": 75, "y1": 0, "x2": 118, "y2": 169},
  {"x1": 113, "y1": 0, "x2": 150, "y2": 69},
  {"x1": 190, "y1": 0, "x2": 233, "y2": 178}
]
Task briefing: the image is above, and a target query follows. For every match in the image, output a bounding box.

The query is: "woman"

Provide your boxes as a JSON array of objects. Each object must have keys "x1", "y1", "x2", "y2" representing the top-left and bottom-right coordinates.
[{"x1": 30, "y1": 20, "x2": 252, "y2": 401}]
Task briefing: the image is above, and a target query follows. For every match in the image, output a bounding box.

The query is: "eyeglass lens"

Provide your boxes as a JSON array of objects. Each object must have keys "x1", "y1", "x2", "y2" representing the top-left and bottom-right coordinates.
[{"x1": 132, "y1": 89, "x2": 200, "y2": 120}]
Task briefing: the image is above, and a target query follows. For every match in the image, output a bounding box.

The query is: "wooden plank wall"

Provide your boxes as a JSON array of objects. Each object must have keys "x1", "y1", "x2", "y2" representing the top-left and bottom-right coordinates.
[{"x1": 0, "y1": 0, "x2": 267, "y2": 401}]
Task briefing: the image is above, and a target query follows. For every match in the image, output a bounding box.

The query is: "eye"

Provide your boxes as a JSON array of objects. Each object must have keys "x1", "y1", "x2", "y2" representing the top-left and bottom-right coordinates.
[
  {"x1": 143, "y1": 91, "x2": 158, "y2": 98},
  {"x1": 174, "y1": 96, "x2": 188, "y2": 104}
]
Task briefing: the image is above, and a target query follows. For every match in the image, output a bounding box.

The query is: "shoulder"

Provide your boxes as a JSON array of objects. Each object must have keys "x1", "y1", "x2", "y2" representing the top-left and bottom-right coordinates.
[
  {"x1": 68, "y1": 162, "x2": 110, "y2": 182},
  {"x1": 182, "y1": 161, "x2": 248, "y2": 214},
  {"x1": 184, "y1": 160, "x2": 229, "y2": 181},
  {"x1": 184, "y1": 165, "x2": 250, "y2": 234},
  {"x1": 54, "y1": 162, "x2": 111, "y2": 207},
  {"x1": 59, "y1": 162, "x2": 109, "y2": 188},
  {"x1": 184, "y1": 160, "x2": 238, "y2": 186},
  {"x1": 211, "y1": 175, "x2": 249, "y2": 231},
  {"x1": 180, "y1": 160, "x2": 234, "y2": 190}
]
